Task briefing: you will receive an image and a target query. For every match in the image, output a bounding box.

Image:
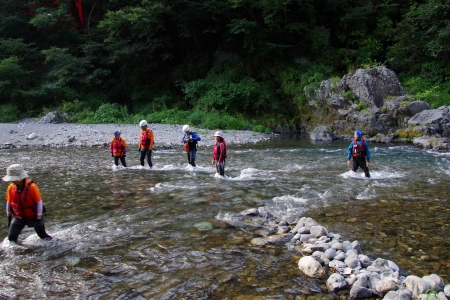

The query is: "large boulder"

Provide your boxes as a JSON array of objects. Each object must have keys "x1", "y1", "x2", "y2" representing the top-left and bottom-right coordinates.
[
  {"x1": 408, "y1": 109, "x2": 450, "y2": 136},
  {"x1": 337, "y1": 66, "x2": 405, "y2": 108},
  {"x1": 38, "y1": 111, "x2": 66, "y2": 124},
  {"x1": 310, "y1": 125, "x2": 337, "y2": 141}
]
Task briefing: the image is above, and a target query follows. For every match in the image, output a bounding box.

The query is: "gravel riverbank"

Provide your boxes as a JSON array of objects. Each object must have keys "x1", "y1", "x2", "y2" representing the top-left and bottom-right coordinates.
[{"x1": 0, "y1": 121, "x2": 271, "y2": 150}]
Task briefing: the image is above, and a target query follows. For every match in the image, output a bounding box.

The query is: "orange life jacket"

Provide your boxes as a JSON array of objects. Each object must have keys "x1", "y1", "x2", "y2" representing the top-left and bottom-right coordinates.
[
  {"x1": 111, "y1": 138, "x2": 125, "y2": 154},
  {"x1": 9, "y1": 179, "x2": 38, "y2": 220},
  {"x1": 139, "y1": 129, "x2": 152, "y2": 148}
]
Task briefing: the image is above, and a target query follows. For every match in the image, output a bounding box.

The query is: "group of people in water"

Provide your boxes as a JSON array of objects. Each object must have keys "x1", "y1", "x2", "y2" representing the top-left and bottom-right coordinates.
[
  {"x1": 109, "y1": 120, "x2": 228, "y2": 176},
  {"x1": 3, "y1": 122, "x2": 369, "y2": 243}
]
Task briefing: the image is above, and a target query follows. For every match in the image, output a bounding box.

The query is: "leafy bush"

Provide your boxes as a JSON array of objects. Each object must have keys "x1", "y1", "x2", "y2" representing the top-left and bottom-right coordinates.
[
  {"x1": 252, "y1": 125, "x2": 271, "y2": 133},
  {"x1": 94, "y1": 103, "x2": 123, "y2": 123},
  {"x1": 0, "y1": 104, "x2": 20, "y2": 122},
  {"x1": 358, "y1": 101, "x2": 368, "y2": 111}
]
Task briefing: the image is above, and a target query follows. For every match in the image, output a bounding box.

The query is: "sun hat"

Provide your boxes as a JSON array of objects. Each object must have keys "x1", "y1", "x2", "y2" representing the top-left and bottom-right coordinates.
[
  {"x1": 114, "y1": 130, "x2": 121, "y2": 135},
  {"x1": 2, "y1": 164, "x2": 28, "y2": 182},
  {"x1": 213, "y1": 131, "x2": 223, "y2": 137}
]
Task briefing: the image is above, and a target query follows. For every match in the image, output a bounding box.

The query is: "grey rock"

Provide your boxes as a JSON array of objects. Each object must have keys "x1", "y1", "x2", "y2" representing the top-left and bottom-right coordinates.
[
  {"x1": 310, "y1": 125, "x2": 336, "y2": 141},
  {"x1": 298, "y1": 256, "x2": 326, "y2": 278},
  {"x1": 383, "y1": 289, "x2": 413, "y2": 300},
  {"x1": 422, "y1": 274, "x2": 445, "y2": 292},
  {"x1": 404, "y1": 275, "x2": 432, "y2": 296},
  {"x1": 327, "y1": 273, "x2": 348, "y2": 292}
]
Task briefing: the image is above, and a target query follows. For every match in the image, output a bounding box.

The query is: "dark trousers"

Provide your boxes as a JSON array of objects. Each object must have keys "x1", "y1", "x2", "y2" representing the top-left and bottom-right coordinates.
[
  {"x1": 187, "y1": 149, "x2": 196, "y2": 166},
  {"x1": 216, "y1": 161, "x2": 225, "y2": 176},
  {"x1": 114, "y1": 156, "x2": 127, "y2": 167},
  {"x1": 140, "y1": 149, "x2": 153, "y2": 167},
  {"x1": 352, "y1": 157, "x2": 370, "y2": 177},
  {"x1": 8, "y1": 216, "x2": 51, "y2": 242}
]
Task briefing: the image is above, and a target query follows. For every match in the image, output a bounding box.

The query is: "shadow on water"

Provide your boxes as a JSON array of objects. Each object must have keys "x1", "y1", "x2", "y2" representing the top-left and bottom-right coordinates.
[{"x1": 0, "y1": 136, "x2": 449, "y2": 298}]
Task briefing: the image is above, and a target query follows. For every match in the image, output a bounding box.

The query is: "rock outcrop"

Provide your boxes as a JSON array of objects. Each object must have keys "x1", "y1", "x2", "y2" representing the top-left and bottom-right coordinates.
[{"x1": 304, "y1": 66, "x2": 450, "y2": 151}]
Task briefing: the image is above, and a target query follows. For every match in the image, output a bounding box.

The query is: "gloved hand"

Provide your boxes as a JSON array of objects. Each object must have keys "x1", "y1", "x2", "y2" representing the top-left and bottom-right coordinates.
[
  {"x1": 7, "y1": 216, "x2": 11, "y2": 228},
  {"x1": 34, "y1": 218, "x2": 44, "y2": 228}
]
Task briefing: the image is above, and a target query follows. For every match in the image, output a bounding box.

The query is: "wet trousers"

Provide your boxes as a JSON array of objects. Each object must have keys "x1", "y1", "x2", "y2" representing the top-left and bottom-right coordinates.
[
  {"x1": 140, "y1": 149, "x2": 153, "y2": 167},
  {"x1": 187, "y1": 149, "x2": 197, "y2": 167},
  {"x1": 216, "y1": 161, "x2": 225, "y2": 176},
  {"x1": 8, "y1": 216, "x2": 51, "y2": 242},
  {"x1": 352, "y1": 157, "x2": 370, "y2": 177},
  {"x1": 114, "y1": 156, "x2": 127, "y2": 167}
]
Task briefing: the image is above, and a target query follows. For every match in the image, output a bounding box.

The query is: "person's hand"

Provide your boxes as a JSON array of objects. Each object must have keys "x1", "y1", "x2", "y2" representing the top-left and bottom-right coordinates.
[
  {"x1": 347, "y1": 160, "x2": 351, "y2": 167},
  {"x1": 7, "y1": 216, "x2": 11, "y2": 228},
  {"x1": 111, "y1": 153, "x2": 114, "y2": 157},
  {"x1": 366, "y1": 161, "x2": 370, "y2": 167},
  {"x1": 211, "y1": 160, "x2": 214, "y2": 165},
  {"x1": 123, "y1": 153, "x2": 126, "y2": 157}
]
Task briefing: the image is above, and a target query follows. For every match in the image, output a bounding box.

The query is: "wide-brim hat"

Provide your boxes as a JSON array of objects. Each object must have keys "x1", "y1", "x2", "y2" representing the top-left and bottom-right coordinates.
[
  {"x1": 2, "y1": 164, "x2": 28, "y2": 181},
  {"x1": 213, "y1": 131, "x2": 223, "y2": 137}
]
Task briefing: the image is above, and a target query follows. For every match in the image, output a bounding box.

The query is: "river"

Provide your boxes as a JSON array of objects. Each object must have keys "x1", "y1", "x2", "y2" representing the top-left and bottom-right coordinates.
[{"x1": 0, "y1": 136, "x2": 449, "y2": 299}]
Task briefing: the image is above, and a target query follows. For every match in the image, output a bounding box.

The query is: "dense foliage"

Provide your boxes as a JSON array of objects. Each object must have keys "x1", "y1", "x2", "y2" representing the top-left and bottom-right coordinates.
[{"x1": 0, "y1": 0, "x2": 449, "y2": 127}]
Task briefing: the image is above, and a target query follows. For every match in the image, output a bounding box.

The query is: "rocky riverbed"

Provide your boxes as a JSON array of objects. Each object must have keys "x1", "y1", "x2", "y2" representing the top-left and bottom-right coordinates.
[
  {"x1": 0, "y1": 120, "x2": 270, "y2": 150},
  {"x1": 231, "y1": 208, "x2": 450, "y2": 300}
]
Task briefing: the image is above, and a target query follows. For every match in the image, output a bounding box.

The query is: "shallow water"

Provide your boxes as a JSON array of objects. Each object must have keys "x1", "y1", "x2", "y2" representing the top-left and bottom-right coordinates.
[{"x1": 0, "y1": 136, "x2": 449, "y2": 299}]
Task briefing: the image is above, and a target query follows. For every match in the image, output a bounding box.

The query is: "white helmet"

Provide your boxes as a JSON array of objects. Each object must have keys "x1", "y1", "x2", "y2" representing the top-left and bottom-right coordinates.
[
  {"x1": 139, "y1": 120, "x2": 148, "y2": 127},
  {"x1": 182, "y1": 124, "x2": 190, "y2": 132},
  {"x1": 213, "y1": 131, "x2": 223, "y2": 137}
]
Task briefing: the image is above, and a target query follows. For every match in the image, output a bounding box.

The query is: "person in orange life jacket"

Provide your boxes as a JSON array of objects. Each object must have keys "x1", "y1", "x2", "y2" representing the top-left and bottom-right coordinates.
[
  {"x1": 138, "y1": 120, "x2": 154, "y2": 167},
  {"x1": 3, "y1": 164, "x2": 52, "y2": 242},
  {"x1": 212, "y1": 131, "x2": 227, "y2": 176},
  {"x1": 181, "y1": 125, "x2": 201, "y2": 167},
  {"x1": 110, "y1": 130, "x2": 127, "y2": 167},
  {"x1": 347, "y1": 130, "x2": 371, "y2": 178}
]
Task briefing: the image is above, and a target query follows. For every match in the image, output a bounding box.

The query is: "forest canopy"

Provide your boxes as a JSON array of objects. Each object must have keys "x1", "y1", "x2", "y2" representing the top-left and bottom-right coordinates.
[{"x1": 0, "y1": 0, "x2": 449, "y2": 128}]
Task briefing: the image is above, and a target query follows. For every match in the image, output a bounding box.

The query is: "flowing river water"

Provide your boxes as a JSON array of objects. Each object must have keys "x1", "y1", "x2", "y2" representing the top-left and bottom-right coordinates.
[{"x1": 0, "y1": 136, "x2": 449, "y2": 299}]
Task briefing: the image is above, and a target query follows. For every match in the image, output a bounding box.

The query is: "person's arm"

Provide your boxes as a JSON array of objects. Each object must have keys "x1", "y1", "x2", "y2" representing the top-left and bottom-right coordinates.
[
  {"x1": 122, "y1": 139, "x2": 127, "y2": 155},
  {"x1": 149, "y1": 130, "x2": 154, "y2": 149},
  {"x1": 36, "y1": 200, "x2": 43, "y2": 219},
  {"x1": 347, "y1": 142, "x2": 353, "y2": 160},
  {"x1": 191, "y1": 132, "x2": 201, "y2": 141},
  {"x1": 110, "y1": 140, "x2": 114, "y2": 156},
  {"x1": 365, "y1": 141, "x2": 371, "y2": 161},
  {"x1": 5, "y1": 186, "x2": 11, "y2": 216},
  {"x1": 29, "y1": 184, "x2": 43, "y2": 219},
  {"x1": 181, "y1": 134, "x2": 186, "y2": 143}
]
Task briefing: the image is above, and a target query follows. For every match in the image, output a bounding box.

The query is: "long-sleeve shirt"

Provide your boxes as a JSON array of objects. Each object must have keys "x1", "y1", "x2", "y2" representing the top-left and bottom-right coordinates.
[{"x1": 347, "y1": 139, "x2": 371, "y2": 161}]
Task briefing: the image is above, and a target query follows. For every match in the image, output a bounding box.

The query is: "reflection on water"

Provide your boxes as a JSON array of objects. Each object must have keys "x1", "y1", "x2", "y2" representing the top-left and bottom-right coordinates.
[{"x1": 0, "y1": 137, "x2": 449, "y2": 298}]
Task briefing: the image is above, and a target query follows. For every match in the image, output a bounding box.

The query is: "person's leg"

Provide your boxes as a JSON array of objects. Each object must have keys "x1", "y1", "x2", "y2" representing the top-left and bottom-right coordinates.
[
  {"x1": 352, "y1": 158, "x2": 359, "y2": 172},
  {"x1": 147, "y1": 149, "x2": 153, "y2": 167},
  {"x1": 114, "y1": 156, "x2": 119, "y2": 166},
  {"x1": 140, "y1": 149, "x2": 146, "y2": 166},
  {"x1": 120, "y1": 156, "x2": 127, "y2": 167},
  {"x1": 34, "y1": 218, "x2": 52, "y2": 240},
  {"x1": 186, "y1": 152, "x2": 191, "y2": 165},
  {"x1": 8, "y1": 217, "x2": 26, "y2": 242},
  {"x1": 218, "y1": 162, "x2": 225, "y2": 176},
  {"x1": 188, "y1": 151, "x2": 195, "y2": 166},
  {"x1": 191, "y1": 149, "x2": 196, "y2": 167},
  {"x1": 359, "y1": 158, "x2": 370, "y2": 177}
]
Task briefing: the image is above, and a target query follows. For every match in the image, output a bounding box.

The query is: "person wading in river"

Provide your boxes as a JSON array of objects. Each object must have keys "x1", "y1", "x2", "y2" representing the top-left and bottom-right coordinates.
[
  {"x1": 110, "y1": 130, "x2": 127, "y2": 167},
  {"x1": 212, "y1": 131, "x2": 227, "y2": 176},
  {"x1": 181, "y1": 125, "x2": 201, "y2": 167},
  {"x1": 138, "y1": 120, "x2": 154, "y2": 168},
  {"x1": 3, "y1": 164, "x2": 52, "y2": 242},
  {"x1": 347, "y1": 130, "x2": 371, "y2": 178}
]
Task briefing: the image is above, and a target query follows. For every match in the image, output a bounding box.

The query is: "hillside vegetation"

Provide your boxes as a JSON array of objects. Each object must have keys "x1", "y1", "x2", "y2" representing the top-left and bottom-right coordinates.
[{"x1": 0, "y1": 0, "x2": 449, "y2": 130}]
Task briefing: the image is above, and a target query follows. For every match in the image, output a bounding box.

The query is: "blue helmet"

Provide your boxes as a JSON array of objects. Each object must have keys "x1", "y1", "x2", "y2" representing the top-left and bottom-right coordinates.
[
  {"x1": 114, "y1": 130, "x2": 121, "y2": 135},
  {"x1": 354, "y1": 130, "x2": 363, "y2": 138}
]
